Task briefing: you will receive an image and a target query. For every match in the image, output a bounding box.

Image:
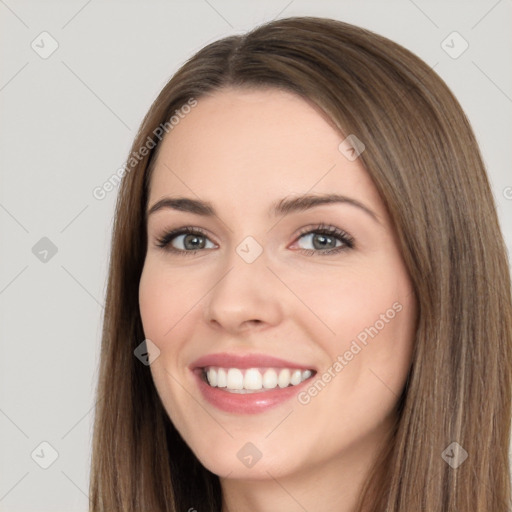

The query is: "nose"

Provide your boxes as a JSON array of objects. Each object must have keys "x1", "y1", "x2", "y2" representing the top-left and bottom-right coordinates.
[{"x1": 202, "y1": 249, "x2": 285, "y2": 335}]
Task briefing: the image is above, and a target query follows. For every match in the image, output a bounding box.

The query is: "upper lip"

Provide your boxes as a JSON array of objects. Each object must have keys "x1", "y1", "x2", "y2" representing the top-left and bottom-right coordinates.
[{"x1": 190, "y1": 352, "x2": 315, "y2": 371}]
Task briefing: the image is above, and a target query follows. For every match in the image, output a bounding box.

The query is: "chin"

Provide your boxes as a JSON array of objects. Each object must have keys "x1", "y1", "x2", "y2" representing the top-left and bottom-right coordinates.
[{"x1": 185, "y1": 433, "x2": 303, "y2": 481}]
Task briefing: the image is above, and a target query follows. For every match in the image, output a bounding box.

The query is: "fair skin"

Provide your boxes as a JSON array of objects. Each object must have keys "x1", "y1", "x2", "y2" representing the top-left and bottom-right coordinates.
[{"x1": 138, "y1": 87, "x2": 417, "y2": 512}]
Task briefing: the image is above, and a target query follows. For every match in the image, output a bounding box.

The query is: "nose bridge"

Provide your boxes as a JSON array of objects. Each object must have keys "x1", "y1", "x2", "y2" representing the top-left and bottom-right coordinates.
[{"x1": 202, "y1": 238, "x2": 283, "y2": 331}]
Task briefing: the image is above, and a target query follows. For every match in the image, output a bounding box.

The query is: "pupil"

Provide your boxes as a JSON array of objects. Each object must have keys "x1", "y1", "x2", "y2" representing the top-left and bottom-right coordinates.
[
  {"x1": 313, "y1": 234, "x2": 335, "y2": 250},
  {"x1": 184, "y1": 234, "x2": 205, "y2": 250}
]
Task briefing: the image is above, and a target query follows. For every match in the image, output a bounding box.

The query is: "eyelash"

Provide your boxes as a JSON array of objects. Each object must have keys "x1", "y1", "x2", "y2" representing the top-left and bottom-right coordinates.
[{"x1": 154, "y1": 223, "x2": 355, "y2": 257}]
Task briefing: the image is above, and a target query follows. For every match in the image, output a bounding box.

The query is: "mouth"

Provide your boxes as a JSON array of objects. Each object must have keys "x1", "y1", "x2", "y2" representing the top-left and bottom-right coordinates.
[
  {"x1": 200, "y1": 366, "x2": 315, "y2": 393},
  {"x1": 189, "y1": 353, "x2": 317, "y2": 414}
]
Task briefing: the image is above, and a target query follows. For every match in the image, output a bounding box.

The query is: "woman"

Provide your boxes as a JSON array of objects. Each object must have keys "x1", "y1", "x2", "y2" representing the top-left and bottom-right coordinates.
[{"x1": 89, "y1": 16, "x2": 512, "y2": 511}]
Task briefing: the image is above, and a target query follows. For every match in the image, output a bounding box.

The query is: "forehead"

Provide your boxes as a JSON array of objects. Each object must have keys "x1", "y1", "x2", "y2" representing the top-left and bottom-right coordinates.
[{"x1": 148, "y1": 87, "x2": 385, "y2": 220}]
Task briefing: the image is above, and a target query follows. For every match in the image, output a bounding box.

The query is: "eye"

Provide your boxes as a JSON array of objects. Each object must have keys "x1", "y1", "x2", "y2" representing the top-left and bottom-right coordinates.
[
  {"x1": 291, "y1": 224, "x2": 354, "y2": 256},
  {"x1": 155, "y1": 227, "x2": 216, "y2": 255},
  {"x1": 154, "y1": 223, "x2": 355, "y2": 256}
]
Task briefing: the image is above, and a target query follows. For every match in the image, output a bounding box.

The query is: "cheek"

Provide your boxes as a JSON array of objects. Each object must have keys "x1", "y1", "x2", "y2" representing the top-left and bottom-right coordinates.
[
  {"x1": 284, "y1": 262, "x2": 406, "y2": 343},
  {"x1": 139, "y1": 268, "x2": 168, "y2": 339},
  {"x1": 138, "y1": 261, "x2": 201, "y2": 339},
  {"x1": 319, "y1": 278, "x2": 416, "y2": 411},
  {"x1": 283, "y1": 253, "x2": 416, "y2": 393},
  {"x1": 138, "y1": 263, "x2": 199, "y2": 432}
]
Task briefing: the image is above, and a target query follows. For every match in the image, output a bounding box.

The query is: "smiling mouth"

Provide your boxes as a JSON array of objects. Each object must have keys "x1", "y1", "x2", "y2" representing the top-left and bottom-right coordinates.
[{"x1": 200, "y1": 366, "x2": 316, "y2": 394}]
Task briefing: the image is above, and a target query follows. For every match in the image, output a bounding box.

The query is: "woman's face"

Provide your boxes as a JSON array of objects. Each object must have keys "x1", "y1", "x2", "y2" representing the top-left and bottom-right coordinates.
[{"x1": 139, "y1": 87, "x2": 417, "y2": 481}]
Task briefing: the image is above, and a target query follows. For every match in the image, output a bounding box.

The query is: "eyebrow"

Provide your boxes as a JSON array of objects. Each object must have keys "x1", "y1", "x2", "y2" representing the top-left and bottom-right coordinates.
[{"x1": 146, "y1": 193, "x2": 380, "y2": 223}]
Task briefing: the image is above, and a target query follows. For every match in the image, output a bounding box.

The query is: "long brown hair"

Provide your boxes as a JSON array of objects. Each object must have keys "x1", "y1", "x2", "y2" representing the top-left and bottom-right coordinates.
[{"x1": 89, "y1": 16, "x2": 512, "y2": 511}]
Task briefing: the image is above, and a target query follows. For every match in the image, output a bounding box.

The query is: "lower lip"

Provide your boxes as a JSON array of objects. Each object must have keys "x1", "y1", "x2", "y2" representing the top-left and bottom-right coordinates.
[{"x1": 192, "y1": 370, "x2": 313, "y2": 414}]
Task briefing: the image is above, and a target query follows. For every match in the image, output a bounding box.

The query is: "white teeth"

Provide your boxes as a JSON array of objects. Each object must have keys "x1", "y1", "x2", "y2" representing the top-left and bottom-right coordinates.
[
  {"x1": 217, "y1": 368, "x2": 227, "y2": 388},
  {"x1": 244, "y1": 368, "x2": 263, "y2": 390},
  {"x1": 278, "y1": 368, "x2": 291, "y2": 388},
  {"x1": 227, "y1": 368, "x2": 244, "y2": 390},
  {"x1": 204, "y1": 366, "x2": 314, "y2": 392},
  {"x1": 262, "y1": 368, "x2": 278, "y2": 389},
  {"x1": 290, "y1": 369, "x2": 302, "y2": 386},
  {"x1": 207, "y1": 367, "x2": 217, "y2": 387}
]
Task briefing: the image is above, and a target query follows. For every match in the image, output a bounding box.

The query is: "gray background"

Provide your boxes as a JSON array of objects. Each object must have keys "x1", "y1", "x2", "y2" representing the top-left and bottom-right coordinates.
[{"x1": 1, "y1": 0, "x2": 511, "y2": 510}]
